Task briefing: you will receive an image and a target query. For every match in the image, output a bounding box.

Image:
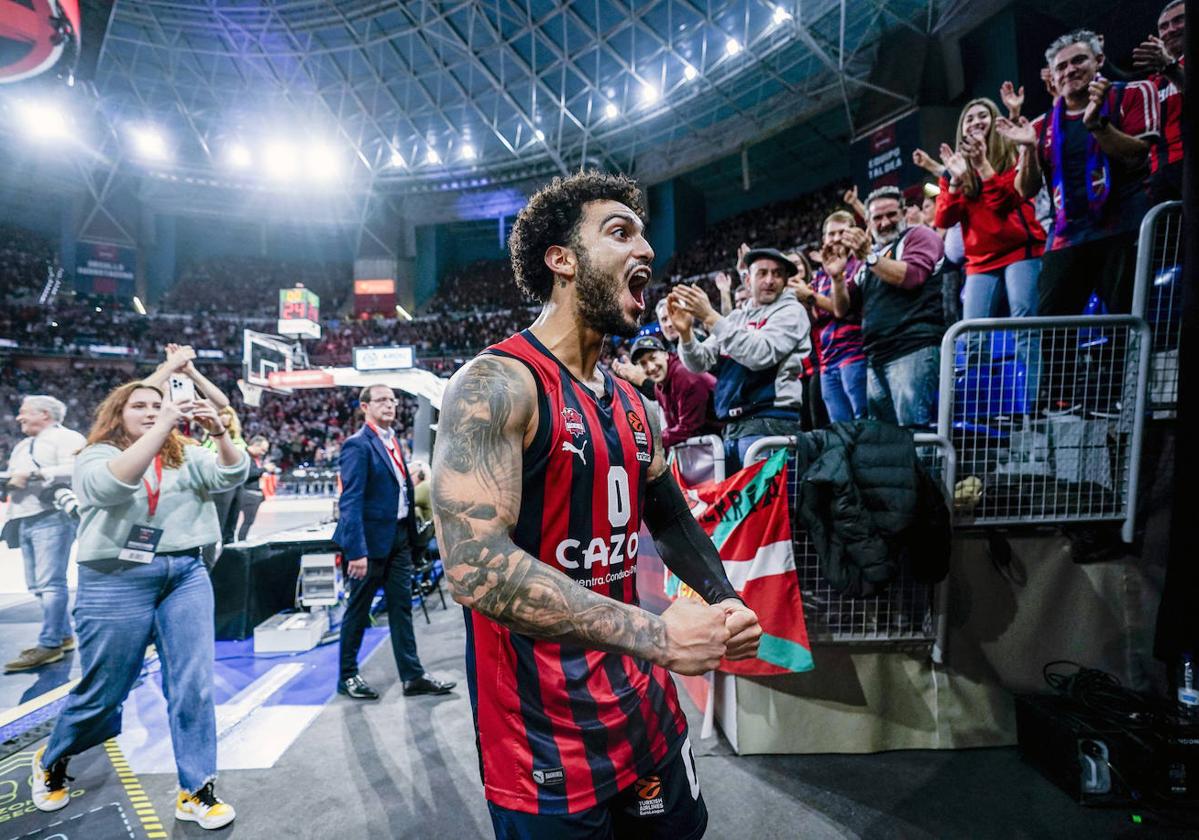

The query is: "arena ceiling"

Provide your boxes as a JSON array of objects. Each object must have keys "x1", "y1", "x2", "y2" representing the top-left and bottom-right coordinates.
[{"x1": 79, "y1": 0, "x2": 944, "y2": 188}]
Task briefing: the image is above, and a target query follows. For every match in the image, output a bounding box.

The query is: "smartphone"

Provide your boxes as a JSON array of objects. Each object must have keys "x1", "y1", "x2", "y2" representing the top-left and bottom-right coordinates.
[{"x1": 168, "y1": 375, "x2": 197, "y2": 406}]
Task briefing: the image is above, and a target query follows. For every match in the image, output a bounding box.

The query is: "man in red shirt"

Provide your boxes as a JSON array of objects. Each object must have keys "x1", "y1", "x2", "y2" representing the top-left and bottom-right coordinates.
[
  {"x1": 630, "y1": 335, "x2": 720, "y2": 449},
  {"x1": 1134, "y1": 0, "x2": 1186, "y2": 202}
]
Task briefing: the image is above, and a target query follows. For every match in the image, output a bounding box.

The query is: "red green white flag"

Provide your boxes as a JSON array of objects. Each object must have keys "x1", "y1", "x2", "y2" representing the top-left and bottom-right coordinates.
[{"x1": 667, "y1": 449, "x2": 813, "y2": 675}]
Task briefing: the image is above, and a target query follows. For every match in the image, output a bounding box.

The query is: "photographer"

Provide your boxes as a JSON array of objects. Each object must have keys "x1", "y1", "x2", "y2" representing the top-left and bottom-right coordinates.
[
  {"x1": 2, "y1": 395, "x2": 86, "y2": 672},
  {"x1": 30, "y1": 381, "x2": 247, "y2": 830}
]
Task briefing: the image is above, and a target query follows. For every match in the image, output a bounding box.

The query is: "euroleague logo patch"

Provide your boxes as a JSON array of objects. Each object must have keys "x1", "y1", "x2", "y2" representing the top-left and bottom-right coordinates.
[
  {"x1": 626, "y1": 409, "x2": 649, "y2": 449},
  {"x1": 635, "y1": 774, "x2": 665, "y2": 816},
  {"x1": 562, "y1": 407, "x2": 585, "y2": 437}
]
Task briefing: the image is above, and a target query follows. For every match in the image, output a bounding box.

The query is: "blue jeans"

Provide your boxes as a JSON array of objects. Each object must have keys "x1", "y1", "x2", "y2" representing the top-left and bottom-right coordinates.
[
  {"x1": 962, "y1": 258, "x2": 1042, "y2": 410},
  {"x1": 20, "y1": 511, "x2": 76, "y2": 648},
  {"x1": 867, "y1": 345, "x2": 941, "y2": 428},
  {"x1": 44, "y1": 552, "x2": 217, "y2": 792},
  {"x1": 821, "y1": 359, "x2": 869, "y2": 423}
]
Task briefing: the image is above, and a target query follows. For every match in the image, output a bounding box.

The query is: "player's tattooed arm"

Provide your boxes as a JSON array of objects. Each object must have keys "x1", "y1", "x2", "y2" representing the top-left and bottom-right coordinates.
[{"x1": 431, "y1": 356, "x2": 669, "y2": 661}]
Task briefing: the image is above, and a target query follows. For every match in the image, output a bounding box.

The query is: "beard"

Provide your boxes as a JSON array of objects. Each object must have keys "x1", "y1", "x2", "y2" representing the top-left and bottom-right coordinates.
[
  {"x1": 875, "y1": 218, "x2": 906, "y2": 245},
  {"x1": 575, "y1": 245, "x2": 642, "y2": 339}
]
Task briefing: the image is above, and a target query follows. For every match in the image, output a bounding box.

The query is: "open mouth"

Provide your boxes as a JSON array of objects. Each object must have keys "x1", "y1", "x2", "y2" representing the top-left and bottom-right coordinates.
[{"x1": 628, "y1": 266, "x2": 652, "y2": 310}]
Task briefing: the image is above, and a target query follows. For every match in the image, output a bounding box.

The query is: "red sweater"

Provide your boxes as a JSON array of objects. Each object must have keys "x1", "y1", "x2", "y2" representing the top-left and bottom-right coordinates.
[{"x1": 934, "y1": 169, "x2": 1046, "y2": 275}]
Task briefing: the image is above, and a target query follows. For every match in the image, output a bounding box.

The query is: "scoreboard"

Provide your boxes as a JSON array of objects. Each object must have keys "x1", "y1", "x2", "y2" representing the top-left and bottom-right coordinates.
[
  {"x1": 354, "y1": 278, "x2": 396, "y2": 317},
  {"x1": 278, "y1": 287, "x2": 321, "y2": 339}
]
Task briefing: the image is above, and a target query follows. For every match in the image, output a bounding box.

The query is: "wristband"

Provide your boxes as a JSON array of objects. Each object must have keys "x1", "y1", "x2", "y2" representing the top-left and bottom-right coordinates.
[{"x1": 209, "y1": 427, "x2": 227, "y2": 438}]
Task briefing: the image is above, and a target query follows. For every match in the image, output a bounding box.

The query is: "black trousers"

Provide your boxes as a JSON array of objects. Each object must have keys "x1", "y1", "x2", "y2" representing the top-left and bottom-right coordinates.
[
  {"x1": 236, "y1": 489, "x2": 264, "y2": 541},
  {"x1": 212, "y1": 487, "x2": 241, "y2": 544},
  {"x1": 338, "y1": 522, "x2": 424, "y2": 683},
  {"x1": 1037, "y1": 233, "x2": 1137, "y2": 410}
]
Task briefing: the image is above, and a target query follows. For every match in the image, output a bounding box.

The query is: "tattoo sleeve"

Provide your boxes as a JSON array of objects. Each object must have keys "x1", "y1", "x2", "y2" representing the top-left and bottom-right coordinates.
[{"x1": 431, "y1": 356, "x2": 668, "y2": 662}]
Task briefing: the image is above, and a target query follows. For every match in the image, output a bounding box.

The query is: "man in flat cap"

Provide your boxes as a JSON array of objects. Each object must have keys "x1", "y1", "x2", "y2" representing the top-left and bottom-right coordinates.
[{"x1": 666, "y1": 247, "x2": 812, "y2": 468}]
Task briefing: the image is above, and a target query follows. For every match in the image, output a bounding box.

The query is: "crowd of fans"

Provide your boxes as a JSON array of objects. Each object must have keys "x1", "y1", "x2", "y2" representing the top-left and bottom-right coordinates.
[
  {"x1": 0, "y1": 223, "x2": 57, "y2": 303},
  {"x1": 1, "y1": 5, "x2": 1185, "y2": 485},
  {"x1": 0, "y1": 359, "x2": 416, "y2": 472},
  {"x1": 161, "y1": 255, "x2": 352, "y2": 317},
  {"x1": 663, "y1": 183, "x2": 849, "y2": 282},
  {"x1": 424, "y1": 259, "x2": 531, "y2": 314}
]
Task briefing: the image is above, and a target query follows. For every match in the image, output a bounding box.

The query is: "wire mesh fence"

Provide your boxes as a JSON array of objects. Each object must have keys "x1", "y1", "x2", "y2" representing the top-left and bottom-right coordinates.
[
  {"x1": 669, "y1": 434, "x2": 726, "y2": 484},
  {"x1": 937, "y1": 316, "x2": 1151, "y2": 541},
  {"x1": 744, "y1": 433, "x2": 945, "y2": 645},
  {"x1": 1133, "y1": 201, "x2": 1183, "y2": 417}
]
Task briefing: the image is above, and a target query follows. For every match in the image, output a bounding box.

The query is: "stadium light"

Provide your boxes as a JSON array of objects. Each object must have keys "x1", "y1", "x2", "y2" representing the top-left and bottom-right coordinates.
[
  {"x1": 461, "y1": 142, "x2": 477, "y2": 160},
  {"x1": 640, "y1": 83, "x2": 659, "y2": 105},
  {"x1": 772, "y1": 5, "x2": 792, "y2": 25},
  {"x1": 395, "y1": 304, "x2": 413, "y2": 321},
  {"x1": 683, "y1": 64, "x2": 698, "y2": 81},
  {"x1": 264, "y1": 141, "x2": 298, "y2": 178},
  {"x1": 604, "y1": 102, "x2": 619, "y2": 119},
  {"x1": 17, "y1": 101, "x2": 68, "y2": 140},
  {"x1": 132, "y1": 296, "x2": 147, "y2": 315},
  {"x1": 226, "y1": 142, "x2": 252, "y2": 169},
  {"x1": 725, "y1": 38, "x2": 742, "y2": 56},
  {"x1": 389, "y1": 149, "x2": 406, "y2": 168},
  {"x1": 426, "y1": 147, "x2": 441, "y2": 164},
  {"x1": 306, "y1": 144, "x2": 340, "y2": 180},
  {"x1": 534, "y1": 129, "x2": 546, "y2": 142},
  {"x1": 131, "y1": 126, "x2": 168, "y2": 159}
]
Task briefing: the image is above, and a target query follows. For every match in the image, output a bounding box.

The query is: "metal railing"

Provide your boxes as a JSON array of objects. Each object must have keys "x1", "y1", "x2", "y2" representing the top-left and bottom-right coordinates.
[
  {"x1": 669, "y1": 434, "x2": 727, "y2": 484},
  {"x1": 742, "y1": 432, "x2": 952, "y2": 647},
  {"x1": 1133, "y1": 201, "x2": 1183, "y2": 417},
  {"x1": 937, "y1": 316, "x2": 1151, "y2": 542}
]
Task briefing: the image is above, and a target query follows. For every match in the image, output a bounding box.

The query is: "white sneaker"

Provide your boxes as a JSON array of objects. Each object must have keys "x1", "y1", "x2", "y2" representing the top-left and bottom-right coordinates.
[
  {"x1": 31, "y1": 745, "x2": 71, "y2": 812},
  {"x1": 176, "y1": 781, "x2": 236, "y2": 830}
]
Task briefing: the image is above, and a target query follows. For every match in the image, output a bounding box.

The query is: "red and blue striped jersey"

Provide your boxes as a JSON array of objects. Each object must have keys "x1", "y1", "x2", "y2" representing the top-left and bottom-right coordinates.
[
  {"x1": 810, "y1": 262, "x2": 866, "y2": 374},
  {"x1": 1150, "y1": 60, "x2": 1184, "y2": 173},
  {"x1": 464, "y1": 330, "x2": 687, "y2": 815}
]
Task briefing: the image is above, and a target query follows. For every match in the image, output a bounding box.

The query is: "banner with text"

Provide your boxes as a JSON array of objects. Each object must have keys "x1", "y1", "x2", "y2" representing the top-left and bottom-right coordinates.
[
  {"x1": 850, "y1": 110, "x2": 922, "y2": 197},
  {"x1": 75, "y1": 242, "x2": 136, "y2": 298}
]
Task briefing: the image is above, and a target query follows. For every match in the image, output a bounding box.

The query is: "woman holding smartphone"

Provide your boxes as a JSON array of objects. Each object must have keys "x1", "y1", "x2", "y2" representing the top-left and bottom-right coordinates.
[{"x1": 31, "y1": 380, "x2": 248, "y2": 831}]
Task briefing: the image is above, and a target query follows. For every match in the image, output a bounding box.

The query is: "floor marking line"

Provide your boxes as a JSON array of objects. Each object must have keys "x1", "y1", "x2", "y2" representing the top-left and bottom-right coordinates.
[
  {"x1": 104, "y1": 739, "x2": 168, "y2": 837},
  {"x1": 0, "y1": 680, "x2": 79, "y2": 729}
]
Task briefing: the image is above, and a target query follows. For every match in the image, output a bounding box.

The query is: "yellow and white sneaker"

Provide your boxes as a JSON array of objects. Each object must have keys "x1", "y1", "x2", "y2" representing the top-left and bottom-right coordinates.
[
  {"x1": 176, "y1": 782, "x2": 236, "y2": 830},
  {"x1": 31, "y1": 745, "x2": 72, "y2": 812}
]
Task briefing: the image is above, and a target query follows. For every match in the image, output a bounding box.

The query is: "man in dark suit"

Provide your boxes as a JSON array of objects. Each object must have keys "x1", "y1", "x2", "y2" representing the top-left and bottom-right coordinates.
[{"x1": 333, "y1": 384, "x2": 456, "y2": 700}]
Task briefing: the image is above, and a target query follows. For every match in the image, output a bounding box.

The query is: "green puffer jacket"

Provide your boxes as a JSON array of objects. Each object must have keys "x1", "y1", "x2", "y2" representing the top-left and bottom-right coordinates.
[{"x1": 793, "y1": 420, "x2": 950, "y2": 597}]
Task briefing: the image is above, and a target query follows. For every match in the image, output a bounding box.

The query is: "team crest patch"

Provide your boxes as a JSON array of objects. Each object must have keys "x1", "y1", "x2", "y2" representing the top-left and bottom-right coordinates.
[
  {"x1": 562, "y1": 407, "x2": 585, "y2": 437},
  {"x1": 626, "y1": 409, "x2": 649, "y2": 448}
]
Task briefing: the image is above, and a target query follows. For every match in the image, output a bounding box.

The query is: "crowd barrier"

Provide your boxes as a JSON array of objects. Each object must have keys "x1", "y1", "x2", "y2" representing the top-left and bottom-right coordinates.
[
  {"x1": 937, "y1": 315, "x2": 1151, "y2": 543},
  {"x1": 278, "y1": 467, "x2": 340, "y2": 495},
  {"x1": 740, "y1": 432, "x2": 954, "y2": 651},
  {"x1": 1133, "y1": 200, "x2": 1184, "y2": 417},
  {"x1": 669, "y1": 434, "x2": 727, "y2": 484}
]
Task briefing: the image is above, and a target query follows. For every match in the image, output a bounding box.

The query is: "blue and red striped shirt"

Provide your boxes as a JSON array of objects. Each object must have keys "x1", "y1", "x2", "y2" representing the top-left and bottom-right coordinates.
[
  {"x1": 465, "y1": 330, "x2": 687, "y2": 815},
  {"x1": 810, "y1": 261, "x2": 866, "y2": 373}
]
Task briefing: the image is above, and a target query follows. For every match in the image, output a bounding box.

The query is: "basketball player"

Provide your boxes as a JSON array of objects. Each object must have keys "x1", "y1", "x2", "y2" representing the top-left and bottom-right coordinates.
[{"x1": 431, "y1": 171, "x2": 762, "y2": 840}]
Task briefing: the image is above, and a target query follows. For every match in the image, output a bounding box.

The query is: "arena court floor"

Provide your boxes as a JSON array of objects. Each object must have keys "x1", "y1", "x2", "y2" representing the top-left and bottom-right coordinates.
[{"x1": 0, "y1": 497, "x2": 1187, "y2": 839}]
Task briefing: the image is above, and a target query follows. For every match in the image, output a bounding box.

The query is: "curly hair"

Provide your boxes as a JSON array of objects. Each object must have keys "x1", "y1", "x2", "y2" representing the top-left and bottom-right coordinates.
[
  {"x1": 508, "y1": 170, "x2": 647, "y2": 303},
  {"x1": 86, "y1": 381, "x2": 190, "y2": 469}
]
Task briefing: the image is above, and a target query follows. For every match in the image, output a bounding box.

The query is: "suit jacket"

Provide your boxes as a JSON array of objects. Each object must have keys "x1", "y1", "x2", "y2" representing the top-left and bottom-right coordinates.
[{"x1": 332, "y1": 425, "x2": 417, "y2": 561}]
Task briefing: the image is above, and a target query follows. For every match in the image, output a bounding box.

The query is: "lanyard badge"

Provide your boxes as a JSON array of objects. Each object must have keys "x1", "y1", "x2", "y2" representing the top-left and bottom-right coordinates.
[{"x1": 119, "y1": 455, "x2": 164, "y2": 563}]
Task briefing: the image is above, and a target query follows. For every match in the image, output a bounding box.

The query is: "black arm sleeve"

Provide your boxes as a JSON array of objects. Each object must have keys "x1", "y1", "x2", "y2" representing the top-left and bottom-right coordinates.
[
  {"x1": 643, "y1": 470, "x2": 741, "y2": 606},
  {"x1": 636, "y1": 378, "x2": 657, "y2": 402}
]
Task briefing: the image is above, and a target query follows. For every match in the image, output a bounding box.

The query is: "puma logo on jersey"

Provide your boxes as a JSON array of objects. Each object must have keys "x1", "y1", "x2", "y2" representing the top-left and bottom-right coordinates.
[{"x1": 561, "y1": 439, "x2": 588, "y2": 465}]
